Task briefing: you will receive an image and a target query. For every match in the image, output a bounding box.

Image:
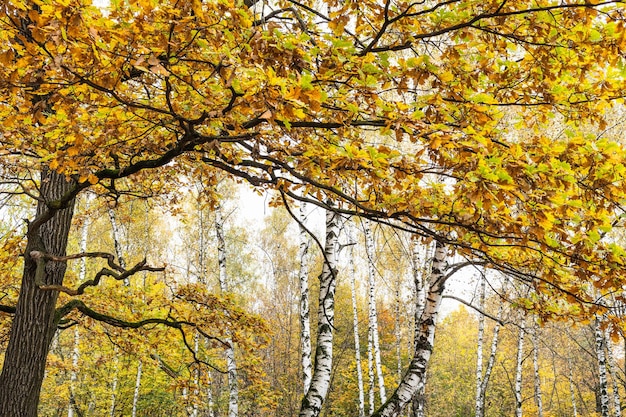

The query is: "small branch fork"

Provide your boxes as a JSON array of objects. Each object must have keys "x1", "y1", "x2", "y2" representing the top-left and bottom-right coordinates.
[{"x1": 29, "y1": 250, "x2": 164, "y2": 296}]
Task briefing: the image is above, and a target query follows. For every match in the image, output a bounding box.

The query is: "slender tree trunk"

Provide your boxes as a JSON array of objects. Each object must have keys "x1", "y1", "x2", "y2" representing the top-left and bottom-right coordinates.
[
  {"x1": 532, "y1": 324, "x2": 543, "y2": 417},
  {"x1": 567, "y1": 359, "x2": 579, "y2": 417},
  {"x1": 215, "y1": 205, "x2": 239, "y2": 417},
  {"x1": 299, "y1": 208, "x2": 339, "y2": 417},
  {"x1": 475, "y1": 273, "x2": 486, "y2": 417},
  {"x1": 0, "y1": 169, "x2": 76, "y2": 416},
  {"x1": 109, "y1": 208, "x2": 143, "y2": 416},
  {"x1": 131, "y1": 361, "x2": 143, "y2": 417},
  {"x1": 69, "y1": 206, "x2": 89, "y2": 417},
  {"x1": 370, "y1": 241, "x2": 448, "y2": 417},
  {"x1": 368, "y1": 328, "x2": 376, "y2": 415},
  {"x1": 475, "y1": 277, "x2": 508, "y2": 417},
  {"x1": 595, "y1": 318, "x2": 611, "y2": 417},
  {"x1": 298, "y1": 202, "x2": 313, "y2": 394},
  {"x1": 515, "y1": 319, "x2": 526, "y2": 417},
  {"x1": 410, "y1": 240, "x2": 428, "y2": 417},
  {"x1": 110, "y1": 354, "x2": 119, "y2": 417},
  {"x1": 108, "y1": 208, "x2": 128, "y2": 279},
  {"x1": 605, "y1": 331, "x2": 622, "y2": 417},
  {"x1": 394, "y1": 289, "x2": 402, "y2": 383},
  {"x1": 364, "y1": 220, "x2": 387, "y2": 404},
  {"x1": 347, "y1": 222, "x2": 366, "y2": 417}
]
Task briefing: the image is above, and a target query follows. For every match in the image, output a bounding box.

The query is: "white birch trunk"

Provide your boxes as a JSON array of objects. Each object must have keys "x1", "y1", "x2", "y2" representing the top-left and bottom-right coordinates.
[
  {"x1": 370, "y1": 241, "x2": 448, "y2": 417},
  {"x1": 394, "y1": 289, "x2": 402, "y2": 383},
  {"x1": 131, "y1": 361, "x2": 142, "y2": 417},
  {"x1": 108, "y1": 208, "x2": 129, "y2": 417},
  {"x1": 109, "y1": 354, "x2": 118, "y2": 417},
  {"x1": 108, "y1": 208, "x2": 128, "y2": 272},
  {"x1": 191, "y1": 334, "x2": 200, "y2": 417},
  {"x1": 68, "y1": 208, "x2": 89, "y2": 417},
  {"x1": 299, "y1": 209, "x2": 339, "y2": 417},
  {"x1": 298, "y1": 202, "x2": 313, "y2": 394},
  {"x1": 605, "y1": 331, "x2": 622, "y2": 417},
  {"x1": 368, "y1": 328, "x2": 376, "y2": 415},
  {"x1": 364, "y1": 220, "x2": 386, "y2": 404},
  {"x1": 568, "y1": 359, "x2": 579, "y2": 417},
  {"x1": 215, "y1": 205, "x2": 239, "y2": 417},
  {"x1": 475, "y1": 274, "x2": 486, "y2": 417},
  {"x1": 532, "y1": 325, "x2": 543, "y2": 417},
  {"x1": 515, "y1": 319, "x2": 526, "y2": 417},
  {"x1": 207, "y1": 372, "x2": 216, "y2": 417},
  {"x1": 410, "y1": 240, "x2": 428, "y2": 417},
  {"x1": 595, "y1": 318, "x2": 611, "y2": 417},
  {"x1": 476, "y1": 277, "x2": 508, "y2": 417},
  {"x1": 348, "y1": 222, "x2": 366, "y2": 417},
  {"x1": 67, "y1": 327, "x2": 80, "y2": 417}
]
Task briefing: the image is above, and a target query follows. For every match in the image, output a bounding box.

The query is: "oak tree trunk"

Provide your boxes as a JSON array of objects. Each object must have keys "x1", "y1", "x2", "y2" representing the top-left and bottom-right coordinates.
[{"x1": 0, "y1": 169, "x2": 76, "y2": 416}]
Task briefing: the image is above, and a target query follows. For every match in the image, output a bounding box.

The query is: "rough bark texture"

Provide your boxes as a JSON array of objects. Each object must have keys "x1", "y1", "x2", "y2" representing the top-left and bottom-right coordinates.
[
  {"x1": 298, "y1": 202, "x2": 313, "y2": 394},
  {"x1": 0, "y1": 169, "x2": 76, "y2": 416},
  {"x1": 371, "y1": 241, "x2": 448, "y2": 417},
  {"x1": 364, "y1": 220, "x2": 387, "y2": 403},
  {"x1": 299, "y1": 209, "x2": 339, "y2": 417}
]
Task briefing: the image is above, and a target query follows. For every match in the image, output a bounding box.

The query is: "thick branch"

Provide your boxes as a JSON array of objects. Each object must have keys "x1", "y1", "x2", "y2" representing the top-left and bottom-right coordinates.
[{"x1": 30, "y1": 251, "x2": 164, "y2": 295}]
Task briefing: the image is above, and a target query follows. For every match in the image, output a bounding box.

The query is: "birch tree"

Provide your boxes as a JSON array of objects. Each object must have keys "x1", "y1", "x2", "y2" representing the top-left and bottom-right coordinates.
[
  {"x1": 298, "y1": 202, "x2": 313, "y2": 394},
  {"x1": 532, "y1": 324, "x2": 544, "y2": 417},
  {"x1": 68, "y1": 200, "x2": 89, "y2": 417},
  {"x1": 299, "y1": 208, "x2": 340, "y2": 417},
  {"x1": 3, "y1": 1, "x2": 626, "y2": 415},
  {"x1": 371, "y1": 241, "x2": 448, "y2": 417},
  {"x1": 215, "y1": 204, "x2": 239, "y2": 417},
  {"x1": 475, "y1": 276, "x2": 508, "y2": 417},
  {"x1": 347, "y1": 221, "x2": 366, "y2": 417},
  {"x1": 595, "y1": 318, "x2": 611, "y2": 417},
  {"x1": 363, "y1": 220, "x2": 387, "y2": 404},
  {"x1": 515, "y1": 318, "x2": 526, "y2": 417}
]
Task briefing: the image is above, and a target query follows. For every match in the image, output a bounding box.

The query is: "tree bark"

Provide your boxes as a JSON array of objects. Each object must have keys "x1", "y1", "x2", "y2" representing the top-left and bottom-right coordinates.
[
  {"x1": 532, "y1": 324, "x2": 543, "y2": 417},
  {"x1": 370, "y1": 241, "x2": 448, "y2": 417},
  {"x1": 595, "y1": 318, "x2": 610, "y2": 417},
  {"x1": 475, "y1": 273, "x2": 486, "y2": 417},
  {"x1": 299, "y1": 208, "x2": 339, "y2": 417},
  {"x1": 514, "y1": 318, "x2": 526, "y2": 417},
  {"x1": 298, "y1": 202, "x2": 313, "y2": 394},
  {"x1": 476, "y1": 277, "x2": 508, "y2": 417},
  {"x1": 605, "y1": 330, "x2": 622, "y2": 417},
  {"x1": 69, "y1": 205, "x2": 89, "y2": 417},
  {"x1": 215, "y1": 204, "x2": 239, "y2": 417},
  {"x1": 410, "y1": 240, "x2": 428, "y2": 417},
  {"x1": 364, "y1": 220, "x2": 387, "y2": 404},
  {"x1": 347, "y1": 222, "x2": 366, "y2": 417},
  {"x1": 131, "y1": 361, "x2": 143, "y2": 417},
  {"x1": 0, "y1": 169, "x2": 76, "y2": 416},
  {"x1": 567, "y1": 359, "x2": 579, "y2": 417}
]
